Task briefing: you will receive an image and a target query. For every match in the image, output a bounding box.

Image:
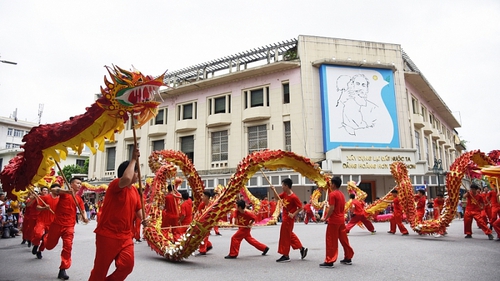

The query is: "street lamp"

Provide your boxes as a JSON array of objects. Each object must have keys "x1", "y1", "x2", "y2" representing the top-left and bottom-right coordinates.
[{"x1": 432, "y1": 158, "x2": 445, "y2": 195}]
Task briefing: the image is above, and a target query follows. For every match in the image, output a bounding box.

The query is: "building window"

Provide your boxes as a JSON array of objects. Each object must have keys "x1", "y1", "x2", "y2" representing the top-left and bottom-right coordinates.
[
  {"x1": 411, "y1": 97, "x2": 418, "y2": 114},
  {"x1": 178, "y1": 102, "x2": 197, "y2": 120},
  {"x1": 13, "y1": 129, "x2": 23, "y2": 137},
  {"x1": 421, "y1": 106, "x2": 427, "y2": 121},
  {"x1": 415, "y1": 130, "x2": 421, "y2": 160},
  {"x1": 424, "y1": 137, "x2": 430, "y2": 166},
  {"x1": 76, "y1": 159, "x2": 85, "y2": 167},
  {"x1": 248, "y1": 125, "x2": 267, "y2": 153},
  {"x1": 208, "y1": 94, "x2": 231, "y2": 115},
  {"x1": 7, "y1": 128, "x2": 13, "y2": 136},
  {"x1": 432, "y1": 141, "x2": 437, "y2": 160},
  {"x1": 106, "y1": 147, "x2": 116, "y2": 171},
  {"x1": 152, "y1": 139, "x2": 164, "y2": 151},
  {"x1": 283, "y1": 83, "x2": 290, "y2": 104},
  {"x1": 429, "y1": 114, "x2": 435, "y2": 128},
  {"x1": 244, "y1": 86, "x2": 270, "y2": 109},
  {"x1": 181, "y1": 135, "x2": 194, "y2": 161},
  {"x1": 152, "y1": 108, "x2": 167, "y2": 125},
  {"x1": 5, "y1": 143, "x2": 20, "y2": 149},
  {"x1": 127, "y1": 144, "x2": 134, "y2": 161},
  {"x1": 284, "y1": 121, "x2": 291, "y2": 151},
  {"x1": 211, "y1": 130, "x2": 228, "y2": 162}
]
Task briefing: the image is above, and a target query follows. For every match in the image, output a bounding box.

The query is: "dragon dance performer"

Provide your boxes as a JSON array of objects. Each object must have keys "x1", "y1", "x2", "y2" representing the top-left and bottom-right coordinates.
[
  {"x1": 269, "y1": 178, "x2": 308, "y2": 263},
  {"x1": 22, "y1": 191, "x2": 39, "y2": 248},
  {"x1": 463, "y1": 184, "x2": 493, "y2": 240},
  {"x1": 161, "y1": 184, "x2": 182, "y2": 240},
  {"x1": 197, "y1": 191, "x2": 213, "y2": 255},
  {"x1": 44, "y1": 177, "x2": 88, "y2": 280},
  {"x1": 32, "y1": 185, "x2": 60, "y2": 259},
  {"x1": 224, "y1": 199, "x2": 269, "y2": 259},
  {"x1": 179, "y1": 192, "x2": 193, "y2": 233},
  {"x1": 480, "y1": 187, "x2": 493, "y2": 228},
  {"x1": 414, "y1": 189, "x2": 427, "y2": 222},
  {"x1": 345, "y1": 193, "x2": 376, "y2": 234},
  {"x1": 384, "y1": 189, "x2": 409, "y2": 235},
  {"x1": 89, "y1": 148, "x2": 145, "y2": 281},
  {"x1": 303, "y1": 200, "x2": 317, "y2": 224},
  {"x1": 433, "y1": 194, "x2": 445, "y2": 219},
  {"x1": 320, "y1": 176, "x2": 354, "y2": 268},
  {"x1": 486, "y1": 185, "x2": 500, "y2": 240}
]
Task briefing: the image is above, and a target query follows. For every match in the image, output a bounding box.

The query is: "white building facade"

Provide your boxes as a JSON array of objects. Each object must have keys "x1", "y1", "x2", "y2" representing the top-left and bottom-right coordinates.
[{"x1": 88, "y1": 35, "x2": 464, "y2": 202}]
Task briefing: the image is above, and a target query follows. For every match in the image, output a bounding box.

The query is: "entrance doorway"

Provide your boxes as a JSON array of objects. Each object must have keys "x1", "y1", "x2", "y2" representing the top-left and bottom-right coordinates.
[{"x1": 358, "y1": 181, "x2": 376, "y2": 203}]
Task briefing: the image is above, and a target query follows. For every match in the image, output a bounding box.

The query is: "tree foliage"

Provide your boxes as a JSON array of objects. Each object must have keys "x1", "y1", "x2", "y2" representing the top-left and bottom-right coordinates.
[{"x1": 59, "y1": 162, "x2": 88, "y2": 182}]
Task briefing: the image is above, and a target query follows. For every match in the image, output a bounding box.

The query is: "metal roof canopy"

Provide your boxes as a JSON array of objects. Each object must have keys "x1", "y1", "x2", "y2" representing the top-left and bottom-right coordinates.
[{"x1": 165, "y1": 38, "x2": 298, "y2": 86}]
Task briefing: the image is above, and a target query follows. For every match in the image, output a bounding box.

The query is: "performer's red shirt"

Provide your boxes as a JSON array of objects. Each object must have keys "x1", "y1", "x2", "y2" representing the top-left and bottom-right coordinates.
[
  {"x1": 415, "y1": 195, "x2": 426, "y2": 211},
  {"x1": 24, "y1": 198, "x2": 39, "y2": 219},
  {"x1": 487, "y1": 190, "x2": 499, "y2": 207},
  {"x1": 233, "y1": 209, "x2": 257, "y2": 227},
  {"x1": 433, "y1": 198, "x2": 444, "y2": 210},
  {"x1": 94, "y1": 178, "x2": 141, "y2": 239},
  {"x1": 53, "y1": 193, "x2": 84, "y2": 227},
  {"x1": 351, "y1": 199, "x2": 367, "y2": 216},
  {"x1": 279, "y1": 192, "x2": 302, "y2": 222},
  {"x1": 466, "y1": 191, "x2": 484, "y2": 213},
  {"x1": 269, "y1": 201, "x2": 277, "y2": 215},
  {"x1": 303, "y1": 203, "x2": 314, "y2": 214},
  {"x1": 180, "y1": 198, "x2": 193, "y2": 225},
  {"x1": 163, "y1": 193, "x2": 180, "y2": 219},
  {"x1": 393, "y1": 197, "x2": 403, "y2": 214},
  {"x1": 327, "y1": 190, "x2": 345, "y2": 224},
  {"x1": 37, "y1": 194, "x2": 60, "y2": 225}
]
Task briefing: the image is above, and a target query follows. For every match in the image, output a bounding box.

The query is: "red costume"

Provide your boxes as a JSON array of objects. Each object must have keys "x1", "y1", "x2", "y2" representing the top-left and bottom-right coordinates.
[
  {"x1": 487, "y1": 190, "x2": 500, "y2": 238},
  {"x1": 433, "y1": 197, "x2": 445, "y2": 219},
  {"x1": 303, "y1": 203, "x2": 316, "y2": 224},
  {"x1": 389, "y1": 197, "x2": 408, "y2": 234},
  {"x1": 269, "y1": 200, "x2": 277, "y2": 217},
  {"x1": 198, "y1": 202, "x2": 212, "y2": 254},
  {"x1": 260, "y1": 199, "x2": 270, "y2": 219},
  {"x1": 179, "y1": 198, "x2": 193, "y2": 233},
  {"x1": 161, "y1": 193, "x2": 181, "y2": 239},
  {"x1": 228, "y1": 209, "x2": 267, "y2": 257},
  {"x1": 44, "y1": 193, "x2": 85, "y2": 271},
  {"x1": 32, "y1": 194, "x2": 59, "y2": 251},
  {"x1": 324, "y1": 190, "x2": 354, "y2": 264},
  {"x1": 464, "y1": 191, "x2": 492, "y2": 236},
  {"x1": 89, "y1": 178, "x2": 141, "y2": 281},
  {"x1": 345, "y1": 199, "x2": 375, "y2": 233},
  {"x1": 22, "y1": 197, "x2": 39, "y2": 245},
  {"x1": 277, "y1": 192, "x2": 304, "y2": 256},
  {"x1": 415, "y1": 194, "x2": 426, "y2": 222}
]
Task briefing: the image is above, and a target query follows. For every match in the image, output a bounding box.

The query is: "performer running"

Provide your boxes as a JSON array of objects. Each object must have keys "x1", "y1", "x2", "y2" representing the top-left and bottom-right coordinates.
[
  {"x1": 415, "y1": 189, "x2": 426, "y2": 222},
  {"x1": 345, "y1": 193, "x2": 376, "y2": 234},
  {"x1": 384, "y1": 189, "x2": 409, "y2": 235},
  {"x1": 224, "y1": 199, "x2": 269, "y2": 259},
  {"x1": 463, "y1": 184, "x2": 493, "y2": 240},
  {"x1": 89, "y1": 147, "x2": 144, "y2": 281},
  {"x1": 22, "y1": 190, "x2": 40, "y2": 248},
  {"x1": 486, "y1": 181, "x2": 500, "y2": 240},
  {"x1": 161, "y1": 184, "x2": 181, "y2": 239},
  {"x1": 269, "y1": 178, "x2": 308, "y2": 262},
  {"x1": 32, "y1": 184, "x2": 60, "y2": 259},
  {"x1": 179, "y1": 192, "x2": 193, "y2": 233},
  {"x1": 197, "y1": 191, "x2": 213, "y2": 255},
  {"x1": 303, "y1": 201, "x2": 317, "y2": 224},
  {"x1": 44, "y1": 177, "x2": 88, "y2": 280},
  {"x1": 320, "y1": 176, "x2": 354, "y2": 268}
]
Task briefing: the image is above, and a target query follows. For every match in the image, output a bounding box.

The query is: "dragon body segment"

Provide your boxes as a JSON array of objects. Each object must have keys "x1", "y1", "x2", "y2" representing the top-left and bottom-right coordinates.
[{"x1": 0, "y1": 66, "x2": 165, "y2": 198}]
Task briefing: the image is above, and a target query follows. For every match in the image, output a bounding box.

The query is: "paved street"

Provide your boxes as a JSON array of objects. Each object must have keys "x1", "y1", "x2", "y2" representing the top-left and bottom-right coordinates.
[{"x1": 0, "y1": 218, "x2": 498, "y2": 281}]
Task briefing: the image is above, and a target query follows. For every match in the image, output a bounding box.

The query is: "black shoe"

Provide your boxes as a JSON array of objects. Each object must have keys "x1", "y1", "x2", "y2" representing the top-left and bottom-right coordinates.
[
  {"x1": 262, "y1": 247, "x2": 269, "y2": 256},
  {"x1": 136, "y1": 239, "x2": 142, "y2": 242},
  {"x1": 300, "y1": 247, "x2": 308, "y2": 260},
  {"x1": 216, "y1": 233, "x2": 222, "y2": 236},
  {"x1": 464, "y1": 234, "x2": 472, "y2": 238},
  {"x1": 276, "y1": 255, "x2": 290, "y2": 263},
  {"x1": 32, "y1": 245, "x2": 39, "y2": 255},
  {"x1": 387, "y1": 231, "x2": 395, "y2": 234},
  {"x1": 207, "y1": 246, "x2": 213, "y2": 252},
  {"x1": 371, "y1": 231, "x2": 376, "y2": 235},
  {"x1": 58, "y1": 269, "x2": 69, "y2": 280},
  {"x1": 36, "y1": 251, "x2": 42, "y2": 259},
  {"x1": 319, "y1": 262, "x2": 334, "y2": 268},
  {"x1": 340, "y1": 259, "x2": 352, "y2": 265},
  {"x1": 21, "y1": 239, "x2": 26, "y2": 244},
  {"x1": 488, "y1": 234, "x2": 494, "y2": 240},
  {"x1": 224, "y1": 255, "x2": 237, "y2": 259},
  {"x1": 27, "y1": 241, "x2": 32, "y2": 247},
  {"x1": 402, "y1": 233, "x2": 409, "y2": 236}
]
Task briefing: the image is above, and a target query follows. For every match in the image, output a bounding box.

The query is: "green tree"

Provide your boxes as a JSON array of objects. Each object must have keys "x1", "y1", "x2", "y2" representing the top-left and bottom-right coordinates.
[{"x1": 59, "y1": 164, "x2": 87, "y2": 182}]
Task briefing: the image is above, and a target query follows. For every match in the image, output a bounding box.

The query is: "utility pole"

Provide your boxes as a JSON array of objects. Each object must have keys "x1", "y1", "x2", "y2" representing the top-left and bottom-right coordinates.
[{"x1": 38, "y1": 104, "x2": 44, "y2": 124}]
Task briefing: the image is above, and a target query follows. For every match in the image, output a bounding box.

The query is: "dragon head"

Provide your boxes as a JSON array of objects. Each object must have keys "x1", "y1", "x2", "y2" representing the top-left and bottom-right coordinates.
[{"x1": 98, "y1": 65, "x2": 166, "y2": 127}]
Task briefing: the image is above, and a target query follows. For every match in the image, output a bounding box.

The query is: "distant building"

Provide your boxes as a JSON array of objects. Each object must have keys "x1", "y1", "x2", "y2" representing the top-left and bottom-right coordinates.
[
  {"x1": 89, "y1": 35, "x2": 464, "y2": 202},
  {"x1": 0, "y1": 116, "x2": 89, "y2": 192}
]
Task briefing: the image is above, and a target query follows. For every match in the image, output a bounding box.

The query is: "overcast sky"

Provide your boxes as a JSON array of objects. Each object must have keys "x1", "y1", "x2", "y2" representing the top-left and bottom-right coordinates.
[{"x1": 1, "y1": 1, "x2": 498, "y2": 153}]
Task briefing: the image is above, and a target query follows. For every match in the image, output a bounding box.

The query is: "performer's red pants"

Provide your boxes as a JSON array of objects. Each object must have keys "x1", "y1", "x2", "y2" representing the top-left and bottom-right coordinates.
[
  {"x1": 22, "y1": 217, "x2": 36, "y2": 242},
  {"x1": 199, "y1": 235, "x2": 212, "y2": 253},
  {"x1": 490, "y1": 206, "x2": 500, "y2": 238},
  {"x1": 32, "y1": 221, "x2": 50, "y2": 250},
  {"x1": 133, "y1": 217, "x2": 141, "y2": 241},
  {"x1": 416, "y1": 210, "x2": 425, "y2": 222},
  {"x1": 278, "y1": 219, "x2": 303, "y2": 256},
  {"x1": 304, "y1": 212, "x2": 316, "y2": 224},
  {"x1": 345, "y1": 214, "x2": 375, "y2": 233},
  {"x1": 324, "y1": 223, "x2": 354, "y2": 263},
  {"x1": 161, "y1": 217, "x2": 180, "y2": 240},
  {"x1": 389, "y1": 212, "x2": 408, "y2": 234},
  {"x1": 88, "y1": 234, "x2": 134, "y2": 281},
  {"x1": 229, "y1": 228, "x2": 267, "y2": 257},
  {"x1": 44, "y1": 223, "x2": 75, "y2": 269},
  {"x1": 464, "y1": 210, "x2": 492, "y2": 235}
]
